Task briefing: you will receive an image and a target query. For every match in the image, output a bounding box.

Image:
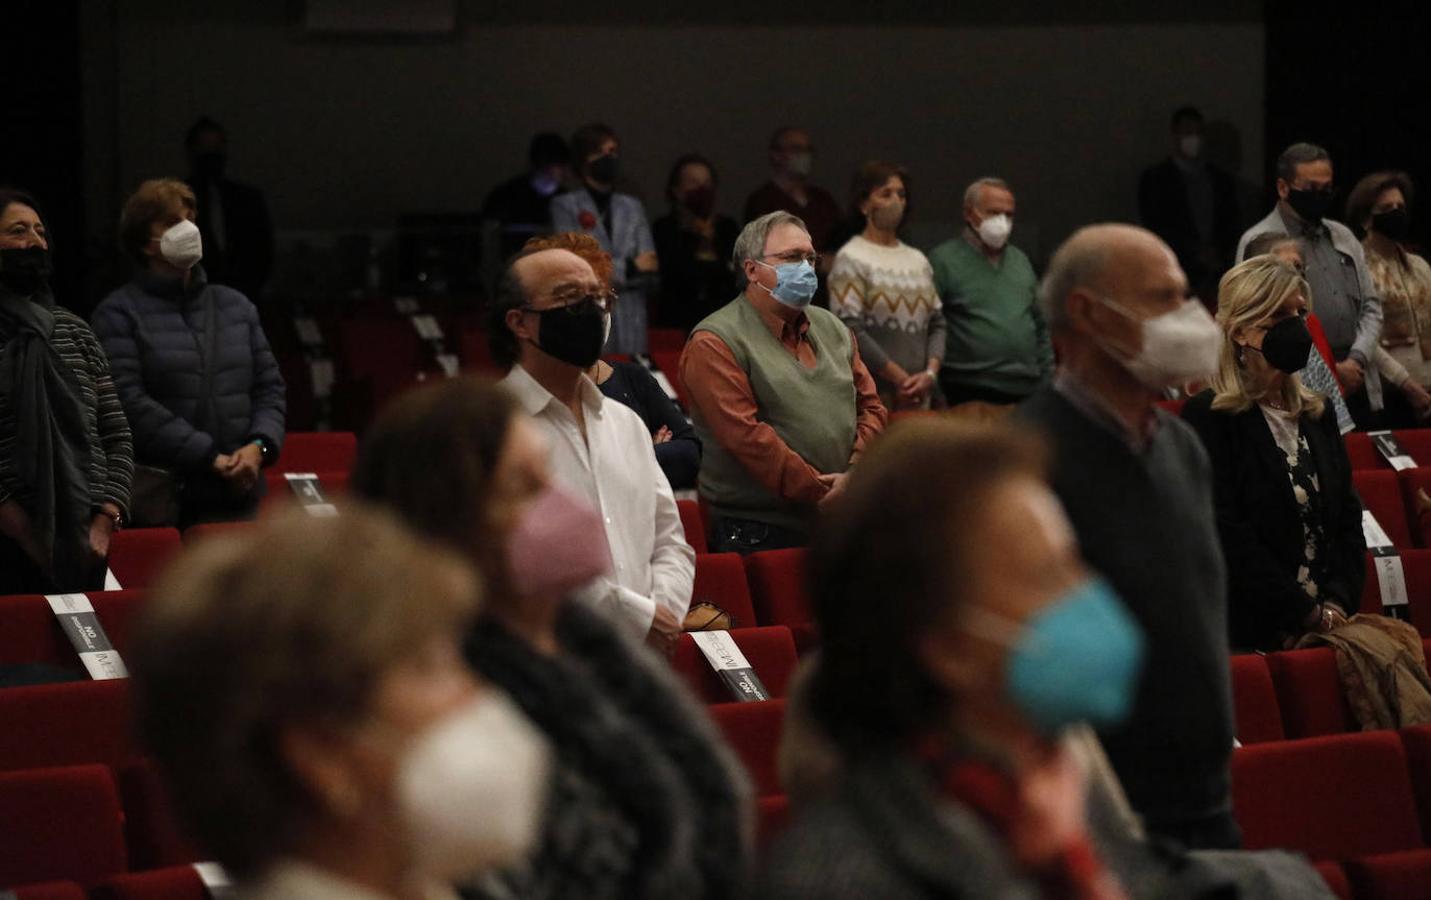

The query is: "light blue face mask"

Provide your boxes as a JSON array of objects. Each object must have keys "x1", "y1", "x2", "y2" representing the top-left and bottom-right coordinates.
[
  {"x1": 755, "y1": 259, "x2": 819, "y2": 309},
  {"x1": 961, "y1": 578, "x2": 1146, "y2": 736}
]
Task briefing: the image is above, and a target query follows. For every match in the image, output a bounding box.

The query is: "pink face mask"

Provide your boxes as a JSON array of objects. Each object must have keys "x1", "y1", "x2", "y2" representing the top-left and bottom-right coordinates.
[{"x1": 504, "y1": 485, "x2": 611, "y2": 599}]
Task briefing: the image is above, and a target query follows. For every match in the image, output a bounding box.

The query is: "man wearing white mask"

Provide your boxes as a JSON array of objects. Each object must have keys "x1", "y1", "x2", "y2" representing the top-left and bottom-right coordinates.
[
  {"x1": 929, "y1": 177, "x2": 1053, "y2": 407},
  {"x1": 92, "y1": 178, "x2": 285, "y2": 528},
  {"x1": 1013, "y1": 223, "x2": 1240, "y2": 852}
]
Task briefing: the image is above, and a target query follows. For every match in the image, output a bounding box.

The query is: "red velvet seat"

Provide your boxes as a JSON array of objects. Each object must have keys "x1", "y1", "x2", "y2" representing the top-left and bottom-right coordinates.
[
  {"x1": 106, "y1": 528, "x2": 182, "y2": 590},
  {"x1": 1346, "y1": 432, "x2": 1383, "y2": 470},
  {"x1": 691, "y1": 553, "x2": 757, "y2": 628},
  {"x1": 1229, "y1": 654, "x2": 1284, "y2": 743},
  {"x1": 647, "y1": 350, "x2": 688, "y2": 408},
  {"x1": 336, "y1": 315, "x2": 427, "y2": 414},
  {"x1": 0, "y1": 680, "x2": 136, "y2": 773},
  {"x1": 677, "y1": 499, "x2": 707, "y2": 554},
  {"x1": 1265, "y1": 647, "x2": 1354, "y2": 738},
  {"x1": 1399, "y1": 467, "x2": 1431, "y2": 548},
  {"x1": 671, "y1": 626, "x2": 798, "y2": 704},
  {"x1": 1360, "y1": 548, "x2": 1431, "y2": 636},
  {"x1": 457, "y1": 325, "x2": 504, "y2": 376},
  {"x1": 271, "y1": 431, "x2": 357, "y2": 475},
  {"x1": 757, "y1": 795, "x2": 791, "y2": 848},
  {"x1": 0, "y1": 590, "x2": 147, "y2": 672},
  {"x1": 648, "y1": 328, "x2": 687, "y2": 352},
  {"x1": 1312, "y1": 861, "x2": 1352, "y2": 900},
  {"x1": 745, "y1": 548, "x2": 810, "y2": 628},
  {"x1": 1398, "y1": 725, "x2": 1431, "y2": 847},
  {"x1": 1395, "y1": 429, "x2": 1431, "y2": 467},
  {"x1": 709, "y1": 699, "x2": 785, "y2": 798},
  {"x1": 1345, "y1": 847, "x2": 1431, "y2": 900},
  {"x1": 0, "y1": 765, "x2": 127, "y2": 888},
  {"x1": 91, "y1": 866, "x2": 209, "y2": 900},
  {"x1": 117, "y1": 760, "x2": 201, "y2": 870},
  {"x1": 1155, "y1": 397, "x2": 1186, "y2": 416},
  {"x1": 7, "y1": 883, "x2": 86, "y2": 900},
  {"x1": 1232, "y1": 731, "x2": 1423, "y2": 860},
  {"x1": 1355, "y1": 469, "x2": 1414, "y2": 549}
]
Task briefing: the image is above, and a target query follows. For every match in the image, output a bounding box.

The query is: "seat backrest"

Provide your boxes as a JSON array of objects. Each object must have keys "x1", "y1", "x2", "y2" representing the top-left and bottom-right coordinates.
[
  {"x1": 1394, "y1": 429, "x2": 1431, "y2": 467},
  {"x1": 672, "y1": 626, "x2": 799, "y2": 704},
  {"x1": 0, "y1": 680, "x2": 136, "y2": 773},
  {"x1": 648, "y1": 328, "x2": 688, "y2": 353},
  {"x1": 1345, "y1": 847, "x2": 1431, "y2": 900},
  {"x1": 1355, "y1": 470, "x2": 1414, "y2": 549},
  {"x1": 182, "y1": 520, "x2": 254, "y2": 545},
  {"x1": 0, "y1": 764, "x2": 127, "y2": 888},
  {"x1": 677, "y1": 499, "x2": 707, "y2": 555},
  {"x1": 1232, "y1": 731, "x2": 1423, "y2": 860},
  {"x1": 1398, "y1": 467, "x2": 1431, "y2": 548},
  {"x1": 745, "y1": 548, "x2": 810, "y2": 628},
  {"x1": 272, "y1": 432, "x2": 357, "y2": 475},
  {"x1": 691, "y1": 553, "x2": 757, "y2": 628},
  {"x1": 1266, "y1": 647, "x2": 1355, "y2": 738},
  {"x1": 708, "y1": 699, "x2": 786, "y2": 797},
  {"x1": 1346, "y1": 432, "x2": 1385, "y2": 470},
  {"x1": 0, "y1": 590, "x2": 147, "y2": 671},
  {"x1": 647, "y1": 351, "x2": 689, "y2": 408},
  {"x1": 9, "y1": 883, "x2": 87, "y2": 900},
  {"x1": 107, "y1": 528, "x2": 182, "y2": 590},
  {"x1": 1229, "y1": 654, "x2": 1285, "y2": 743},
  {"x1": 1397, "y1": 725, "x2": 1431, "y2": 846},
  {"x1": 756, "y1": 795, "x2": 791, "y2": 848},
  {"x1": 117, "y1": 760, "x2": 201, "y2": 871},
  {"x1": 91, "y1": 866, "x2": 209, "y2": 900}
]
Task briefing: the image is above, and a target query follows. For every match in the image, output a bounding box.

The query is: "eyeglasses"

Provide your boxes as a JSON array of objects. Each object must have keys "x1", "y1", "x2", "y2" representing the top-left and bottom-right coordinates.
[
  {"x1": 762, "y1": 251, "x2": 822, "y2": 268},
  {"x1": 523, "y1": 289, "x2": 616, "y2": 315}
]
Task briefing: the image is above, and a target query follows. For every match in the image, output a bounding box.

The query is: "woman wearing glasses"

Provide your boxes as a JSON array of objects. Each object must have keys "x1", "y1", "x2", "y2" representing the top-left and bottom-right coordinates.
[{"x1": 828, "y1": 161, "x2": 945, "y2": 410}]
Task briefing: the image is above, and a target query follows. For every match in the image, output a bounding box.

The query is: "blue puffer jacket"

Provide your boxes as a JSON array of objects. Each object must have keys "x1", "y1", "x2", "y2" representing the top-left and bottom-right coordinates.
[{"x1": 90, "y1": 267, "x2": 285, "y2": 474}]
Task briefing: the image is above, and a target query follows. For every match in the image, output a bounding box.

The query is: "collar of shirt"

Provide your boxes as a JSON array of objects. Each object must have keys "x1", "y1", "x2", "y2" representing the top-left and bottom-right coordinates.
[
  {"x1": 504, "y1": 363, "x2": 605, "y2": 421},
  {"x1": 745, "y1": 293, "x2": 811, "y2": 349},
  {"x1": 1053, "y1": 370, "x2": 1160, "y2": 453}
]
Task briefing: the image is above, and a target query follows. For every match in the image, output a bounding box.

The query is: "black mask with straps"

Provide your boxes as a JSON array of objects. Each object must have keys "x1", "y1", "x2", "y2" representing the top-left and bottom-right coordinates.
[
  {"x1": 1247, "y1": 315, "x2": 1314, "y2": 374},
  {"x1": 0, "y1": 246, "x2": 53, "y2": 297},
  {"x1": 528, "y1": 297, "x2": 606, "y2": 368}
]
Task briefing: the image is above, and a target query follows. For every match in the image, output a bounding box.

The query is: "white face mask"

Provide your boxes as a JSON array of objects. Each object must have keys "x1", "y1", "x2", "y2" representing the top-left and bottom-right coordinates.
[
  {"x1": 158, "y1": 219, "x2": 203, "y2": 270},
  {"x1": 1179, "y1": 135, "x2": 1204, "y2": 159},
  {"x1": 976, "y1": 213, "x2": 1012, "y2": 250},
  {"x1": 396, "y1": 693, "x2": 551, "y2": 880},
  {"x1": 1093, "y1": 296, "x2": 1221, "y2": 390},
  {"x1": 601, "y1": 311, "x2": 612, "y2": 349}
]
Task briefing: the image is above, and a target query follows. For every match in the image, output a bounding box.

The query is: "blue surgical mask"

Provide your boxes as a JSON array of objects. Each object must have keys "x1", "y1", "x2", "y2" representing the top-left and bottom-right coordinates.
[
  {"x1": 961, "y1": 579, "x2": 1145, "y2": 736},
  {"x1": 755, "y1": 259, "x2": 819, "y2": 309}
]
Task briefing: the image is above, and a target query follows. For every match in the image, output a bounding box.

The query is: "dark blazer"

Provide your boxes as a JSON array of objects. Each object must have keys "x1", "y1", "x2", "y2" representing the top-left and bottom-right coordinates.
[
  {"x1": 1138, "y1": 159, "x2": 1240, "y2": 301},
  {"x1": 187, "y1": 177, "x2": 275, "y2": 303},
  {"x1": 1182, "y1": 390, "x2": 1364, "y2": 651}
]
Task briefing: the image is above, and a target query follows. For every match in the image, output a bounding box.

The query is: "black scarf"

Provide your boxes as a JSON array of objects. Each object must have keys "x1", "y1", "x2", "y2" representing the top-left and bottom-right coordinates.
[
  {"x1": 461, "y1": 603, "x2": 751, "y2": 900},
  {"x1": 0, "y1": 286, "x2": 94, "y2": 589}
]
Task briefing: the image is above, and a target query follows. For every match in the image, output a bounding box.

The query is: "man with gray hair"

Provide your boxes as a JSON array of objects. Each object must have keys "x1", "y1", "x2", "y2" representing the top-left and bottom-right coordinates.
[
  {"x1": 1014, "y1": 223, "x2": 1240, "y2": 851},
  {"x1": 679, "y1": 211, "x2": 886, "y2": 553},
  {"x1": 1238, "y1": 142, "x2": 1381, "y2": 424},
  {"x1": 928, "y1": 177, "x2": 1053, "y2": 407}
]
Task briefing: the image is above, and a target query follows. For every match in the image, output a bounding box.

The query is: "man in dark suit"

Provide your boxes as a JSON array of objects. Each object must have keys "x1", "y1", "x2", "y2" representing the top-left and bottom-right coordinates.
[
  {"x1": 185, "y1": 117, "x2": 275, "y2": 306},
  {"x1": 1138, "y1": 106, "x2": 1240, "y2": 311}
]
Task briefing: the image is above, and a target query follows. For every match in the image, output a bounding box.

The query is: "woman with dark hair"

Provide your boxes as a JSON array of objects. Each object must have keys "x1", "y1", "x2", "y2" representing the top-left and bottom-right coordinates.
[
  {"x1": 827, "y1": 161, "x2": 944, "y2": 409},
  {"x1": 0, "y1": 188, "x2": 132, "y2": 593},
  {"x1": 91, "y1": 177, "x2": 285, "y2": 527},
  {"x1": 352, "y1": 377, "x2": 750, "y2": 900},
  {"x1": 652, "y1": 153, "x2": 739, "y2": 331},
  {"x1": 1346, "y1": 170, "x2": 1431, "y2": 424}
]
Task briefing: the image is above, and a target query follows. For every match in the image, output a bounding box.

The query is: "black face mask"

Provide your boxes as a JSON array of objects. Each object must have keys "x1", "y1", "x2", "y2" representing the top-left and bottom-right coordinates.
[
  {"x1": 0, "y1": 246, "x2": 53, "y2": 297},
  {"x1": 192, "y1": 151, "x2": 227, "y2": 182},
  {"x1": 1373, "y1": 207, "x2": 1412, "y2": 241},
  {"x1": 530, "y1": 298, "x2": 606, "y2": 368},
  {"x1": 1251, "y1": 315, "x2": 1314, "y2": 374},
  {"x1": 1286, "y1": 187, "x2": 1335, "y2": 223},
  {"x1": 588, "y1": 154, "x2": 620, "y2": 185}
]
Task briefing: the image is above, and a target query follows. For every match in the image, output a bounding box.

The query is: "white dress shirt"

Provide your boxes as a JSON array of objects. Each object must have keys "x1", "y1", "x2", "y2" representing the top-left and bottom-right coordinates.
[{"x1": 503, "y1": 365, "x2": 695, "y2": 633}]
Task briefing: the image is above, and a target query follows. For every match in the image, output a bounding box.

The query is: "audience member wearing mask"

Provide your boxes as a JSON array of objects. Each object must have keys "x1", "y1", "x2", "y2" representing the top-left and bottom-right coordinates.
[
  {"x1": 828, "y1": 161, "x2": 944, "y2": 411},
  {"x1": 549, "y1": 123, "x2": 658, "y2": 354},
  {"x1": 1138, "y1": 106, "x2": 1241, "y2": 310},
  {"x1": 522, "y1": 232, "x2": 701, "y2": 491},
  {"x1": 1238, "y1": 143, "x2": 1382, "y2": 425},
  {"x1": 762, "y1": 419, "x2": 1336, "y2": 898},
  {"x1": 92, "y1": 178, "x2": 286, "y2": 528},
  {"x1": 0, "y1": 188, "x2": 132, "y2": 594},
  {"x1": 1346, "y1": 170, "x2": 1431, "y2": 425},
  {"x1": 130, "y1": 506, "x2": 549, "y2": 899},
  {"x1": 184, "y1": 116, "x2": 275, "y2": 305},
  {"x1": 485, "y1": 245, "x2": 694, "y2": 649},
  {"x1": 680, "y1": 211, "x2": 887, "y2": 554},
  {"x1": 1014, "y1": 224, "x2": 1239, "y2": 850},
  {"x1": 1242, "y1": 233, "x2": 1355, "y2": 434},
  {"x1": 1182, "y1": 256, "x2": 1364, "y2": 651},
  {"x1": 652, "y1": 153, "x2": 739, "y2": 331},
  {"x1": 481, "y1": 132, "x2": 571, "y2": 262},
  {"x1": 352, "y1": 378, "x2": 751, "y2": 900},
  {"x1": 743, "y1": 127, "x2": 844, "y2": 272},
  {"x1": 930, "y1": 177, "x2": 1053, "y2": 408}
]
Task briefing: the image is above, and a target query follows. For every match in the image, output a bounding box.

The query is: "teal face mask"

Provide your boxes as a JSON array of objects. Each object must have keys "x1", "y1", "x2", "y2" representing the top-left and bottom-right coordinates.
[
  {"x1": 755, "y1": 259, "x2": 819, "y2": 309},
  {"x1": 961, "y1": 579, "x2": 1145, "y2": 736}
]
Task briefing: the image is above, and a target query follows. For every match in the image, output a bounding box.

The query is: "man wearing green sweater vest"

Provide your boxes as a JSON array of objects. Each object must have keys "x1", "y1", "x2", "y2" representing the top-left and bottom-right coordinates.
[{"x1": 929, "y1": 178, "x2": 1054, "y2": 407}]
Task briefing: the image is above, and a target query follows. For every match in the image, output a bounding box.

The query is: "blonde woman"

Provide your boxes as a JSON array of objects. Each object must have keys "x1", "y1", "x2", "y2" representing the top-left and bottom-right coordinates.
[{"x1": 1182, "y1": 256, "x2": 1364, "y2": 651}]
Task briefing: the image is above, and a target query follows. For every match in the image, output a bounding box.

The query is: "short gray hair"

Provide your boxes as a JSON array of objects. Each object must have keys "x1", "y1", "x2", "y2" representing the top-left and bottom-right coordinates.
[
  {"x1": 1243, "y1": 231, "x2": 1300, "y2": 260},
  {"x1": 1276, "y1": 142, "x2": 1331, "y2": 184},
  {"x1": 963, "y1": 177, "x2": 1012, "y2": 211},
  {"x1": 1039, "y1": 226, "x2": 1118, "y2": 331},
  {"x1": 733, "y1": 211, "x2": 809, "y2": 287}
]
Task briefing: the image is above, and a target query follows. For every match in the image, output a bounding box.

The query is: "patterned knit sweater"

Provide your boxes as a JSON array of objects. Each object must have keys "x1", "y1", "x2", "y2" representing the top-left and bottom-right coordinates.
[{"x1": 828, "y1": 235, "x2": 945, "y2": 394}]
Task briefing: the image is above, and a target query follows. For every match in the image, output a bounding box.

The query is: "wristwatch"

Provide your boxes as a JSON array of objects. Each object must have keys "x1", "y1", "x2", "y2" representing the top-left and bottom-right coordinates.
[{"x1": 252, "y1": 437, "x2": 275, "y2": 466}]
